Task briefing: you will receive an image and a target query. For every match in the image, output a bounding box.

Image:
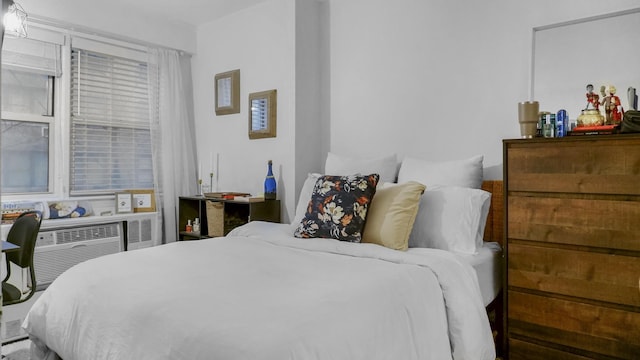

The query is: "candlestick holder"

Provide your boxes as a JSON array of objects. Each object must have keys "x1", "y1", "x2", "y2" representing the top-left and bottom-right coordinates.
[
  {"x1": 198, "y1": 179, "x2": 203, "y2": 196},
  {"x1": 209, "y1": 172, "x2": 214, "y2": 194}
]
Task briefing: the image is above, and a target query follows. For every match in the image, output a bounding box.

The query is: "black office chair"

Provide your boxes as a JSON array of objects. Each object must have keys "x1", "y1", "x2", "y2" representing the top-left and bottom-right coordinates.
[{"x1": 2, "y1": 210, "x2": 42, "y2": 306}]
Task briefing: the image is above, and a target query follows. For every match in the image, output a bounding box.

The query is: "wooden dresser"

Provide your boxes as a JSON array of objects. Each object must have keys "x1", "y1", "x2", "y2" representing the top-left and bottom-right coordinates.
[{"x1": 503, "y1": 135, "x2": 640, "y2": 359}]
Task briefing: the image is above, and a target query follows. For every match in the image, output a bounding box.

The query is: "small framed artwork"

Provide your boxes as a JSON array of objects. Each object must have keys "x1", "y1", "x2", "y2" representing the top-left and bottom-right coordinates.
[
  {"x1": 215, "y1": 69, "x2": 240, "y2": 115},
  {"x1": 248, "y1": 89, "x2": 277, "y2": 139},
  {"x1": 115, "y1": 192, "x2": 133, "y2": 214},
  {"x1": 128, "y1": 189, "x2": 156, "y2": 213}
]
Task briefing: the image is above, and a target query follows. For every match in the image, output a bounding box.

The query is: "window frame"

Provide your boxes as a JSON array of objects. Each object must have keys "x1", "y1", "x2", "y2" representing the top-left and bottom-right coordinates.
[
  {"x1": 1, "y1": 27, "x2": 155, "y2": 203},
  {"x1": 0, "y1": 77, "x2": 59, "y2": 198}
]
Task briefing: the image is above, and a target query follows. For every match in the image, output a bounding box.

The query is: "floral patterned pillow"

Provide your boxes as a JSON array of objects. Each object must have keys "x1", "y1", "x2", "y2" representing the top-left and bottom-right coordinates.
[{"x1": 294, "y1": 174, "x2": 379, "y2": 242}]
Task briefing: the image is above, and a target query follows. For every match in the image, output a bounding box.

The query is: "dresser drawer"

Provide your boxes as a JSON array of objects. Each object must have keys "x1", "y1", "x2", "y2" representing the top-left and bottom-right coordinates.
[
  {"x1": 508, "y1": 243, "x2": 640, "y2": 306},
  {"x1": 508, "y1": 291, "x2": 640, "y2": 358},
  {"x1": 506, "y1": 138, "x2": 640, "y2": 195},
  {"x1": 509, "y1": 338, "x2": 592, "y2": 360},
  {"x1": 508, "y1": 196, "x2": 640, "y2": 251}
]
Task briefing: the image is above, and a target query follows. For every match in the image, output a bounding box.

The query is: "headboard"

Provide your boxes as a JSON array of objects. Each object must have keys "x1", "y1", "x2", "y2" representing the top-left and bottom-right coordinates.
[{"x1": 481, "y1": 180, "x2": 504, "y2": 246}]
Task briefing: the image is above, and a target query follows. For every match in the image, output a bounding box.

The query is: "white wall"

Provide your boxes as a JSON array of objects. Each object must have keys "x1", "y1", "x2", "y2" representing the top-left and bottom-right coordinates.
[
  {"x1": 191, "y1": 0, "x2": 298, "y2": 222},
  {"x1": 19, "y1": 0, "x2": 639, "y2": 224},
  {"x1": 327, "y1": 0, "x2": 640, "y2": 179},
  {"x1": 295, "y1": 0, "x2": 326, "y2": 211},
  {"x1": 18, "y1": 0, "x2": 196, "y2": 53}
]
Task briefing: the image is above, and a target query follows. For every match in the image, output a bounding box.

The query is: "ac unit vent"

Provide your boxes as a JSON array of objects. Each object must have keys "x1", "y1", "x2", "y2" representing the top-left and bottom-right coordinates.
[
  {"x1": 34, "y1": 223, "x2": 123, "y2": 289},
  {"x1": 141, "y1": 218, "x2": 152, "y2": 242},
  {"x1": 128, "y1": 220, "x2": 140, "y2": 243},
  {"x1": 126, "y1": 216, "x2": 157, "y2": 251},
  {"x1": 56, "y1": 223, "x2": 120, "y2": 245}
]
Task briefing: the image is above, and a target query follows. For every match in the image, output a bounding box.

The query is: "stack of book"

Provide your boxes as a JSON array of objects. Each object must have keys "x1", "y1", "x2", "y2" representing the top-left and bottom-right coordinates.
[
  {"x1": 568, "y1": 124, "x2": 619, "y2": 136},
  {"x1": 204, "y1": 192, "x2": 264, "y2": 202}
]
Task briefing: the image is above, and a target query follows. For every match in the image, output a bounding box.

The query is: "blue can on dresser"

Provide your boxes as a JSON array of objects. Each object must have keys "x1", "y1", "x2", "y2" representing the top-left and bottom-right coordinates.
[{"x1": 556, "y1": 110, "x2": 568, "y2": 137}]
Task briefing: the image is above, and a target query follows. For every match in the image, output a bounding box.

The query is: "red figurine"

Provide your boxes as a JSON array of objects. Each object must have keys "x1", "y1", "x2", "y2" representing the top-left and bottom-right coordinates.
[
  {"x1": 585, "y1": 84, "x2": 599, "y2": 110},
  {"x1": 600, "y1": 85, "x2": 624, "y2": 125}
]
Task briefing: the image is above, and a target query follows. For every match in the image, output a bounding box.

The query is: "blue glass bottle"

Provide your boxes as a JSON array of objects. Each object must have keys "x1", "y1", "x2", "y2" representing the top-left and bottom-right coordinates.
[{"x1": 264, "y1": 160, "x2": 277, "y2": 200}]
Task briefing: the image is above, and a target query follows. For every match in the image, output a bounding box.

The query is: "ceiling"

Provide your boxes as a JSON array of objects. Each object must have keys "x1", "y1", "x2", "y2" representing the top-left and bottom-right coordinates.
[{"x1": 102, "y1": 0, "x2": 270, "y2": 27}]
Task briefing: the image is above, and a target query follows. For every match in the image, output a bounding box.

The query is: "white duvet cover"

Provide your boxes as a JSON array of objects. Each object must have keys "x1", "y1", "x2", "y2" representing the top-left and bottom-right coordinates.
[{"x1": 24, "y1": 222, "x2": 495, "y2": 360}]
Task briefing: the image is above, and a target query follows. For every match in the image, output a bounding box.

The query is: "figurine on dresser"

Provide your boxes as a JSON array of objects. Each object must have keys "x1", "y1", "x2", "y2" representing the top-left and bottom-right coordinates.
[
  {"x1": 585, "y1": 84, "x2": 600, "y2": 110},
  {"x1": 600, "y1": 85, "x2": 624, "y2": 125},
  {"x1": 577, "y1": 83, "x2": 605, "y2": 127}
]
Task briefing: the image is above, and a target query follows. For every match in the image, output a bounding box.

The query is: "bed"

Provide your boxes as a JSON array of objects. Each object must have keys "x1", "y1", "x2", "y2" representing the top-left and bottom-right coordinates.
[{"x1": 23, "y1": 155, "x2": 503, "y2": 360}]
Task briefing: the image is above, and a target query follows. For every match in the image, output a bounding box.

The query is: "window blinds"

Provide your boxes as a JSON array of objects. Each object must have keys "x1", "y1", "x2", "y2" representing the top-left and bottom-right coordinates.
[
  {"x1": 70, "y1": 47, "x2": 153, "y2": 195},
  {"x1": 2, "y1": 36, "x2": 61, "y2": 76}
]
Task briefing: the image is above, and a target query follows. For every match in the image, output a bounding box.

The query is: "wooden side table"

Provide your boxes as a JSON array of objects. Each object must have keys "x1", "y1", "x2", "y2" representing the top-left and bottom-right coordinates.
[{"x1": 178, "y1": 196, "x2": 280, "y2": 240}]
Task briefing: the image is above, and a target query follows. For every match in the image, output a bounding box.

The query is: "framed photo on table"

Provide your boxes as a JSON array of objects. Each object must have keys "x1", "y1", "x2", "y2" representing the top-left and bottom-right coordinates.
[
  {"x1": 115, "y1": 192, "x2": 133, "y2": 214},
  {"x1": 215, "y1": 69, "x2": 240, "y2": 115},
  {"x1": 128, "y1": 189, "x2": 156, "y2": 213}
]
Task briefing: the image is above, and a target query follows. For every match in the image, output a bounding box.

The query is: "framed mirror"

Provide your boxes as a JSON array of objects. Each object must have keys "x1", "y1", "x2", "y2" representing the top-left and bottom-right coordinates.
[
  {"x1": 215, "y1": 69, "x2": 240, "y2": 115},
  {"x1": 248, "y1": 89, "x2": 277, "y2": 139},
  {"x1": 531, "y1": 8, "x2": 640, "y2": 116}
]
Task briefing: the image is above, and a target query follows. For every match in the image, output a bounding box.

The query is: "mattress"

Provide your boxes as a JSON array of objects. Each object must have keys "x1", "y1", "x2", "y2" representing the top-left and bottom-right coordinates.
[{"x1": 409, "y1": 242, "x2": 503, "y2": 306}]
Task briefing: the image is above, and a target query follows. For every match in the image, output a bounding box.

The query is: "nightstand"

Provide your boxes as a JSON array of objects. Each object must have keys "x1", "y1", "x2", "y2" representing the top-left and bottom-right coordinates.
[{"x1": 177, "y1": 196, "x2": 280, "y2": 240}]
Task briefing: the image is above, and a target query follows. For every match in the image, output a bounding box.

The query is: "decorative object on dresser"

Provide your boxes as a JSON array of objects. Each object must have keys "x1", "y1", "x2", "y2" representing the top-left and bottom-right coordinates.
[
  {"x1": 503, "y1": 135, "x2": 640, "y2": 359},
  {"x1": 177, "y1": 196, "x2": 280, "y2": 240},
  {"x1": 517, "y1": 101, "x2": 539, "y2": 139}
]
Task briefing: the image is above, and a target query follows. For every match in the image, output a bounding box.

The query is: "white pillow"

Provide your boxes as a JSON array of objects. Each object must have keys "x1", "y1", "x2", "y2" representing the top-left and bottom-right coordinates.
[
  {"x1": 397, "y1": 155, "x2": 483, "y2": 189},
  {"x1": 408, "y1": 186, "x2": 491, "y2": 254},
  {"x1": 292, "y1": 173, "x2": 322, "y2": 228},
  {"x1": 324, "y1": 152, "x2": 398, "y2": 183}
]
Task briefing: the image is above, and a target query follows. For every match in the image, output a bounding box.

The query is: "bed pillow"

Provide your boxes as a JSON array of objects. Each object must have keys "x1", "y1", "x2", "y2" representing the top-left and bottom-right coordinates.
[
  {"x1": 324, "y1": 152, "x2": 398, "y2": 183},
  {"x1": 397, "y1": 155, "x2": 483, "y2": 189},
  {"x1": 361, "y1": 181, "x2": 426, "y2": 251},
  {"x1": 408, "y1": 186, "x2": 491, "y2": 254},
  {"x1": 292, "y1": 173, "x2": 322, "y2": 228},
  {"x1": 294, "y1": 174, "x2": 379, "y2": 242}
]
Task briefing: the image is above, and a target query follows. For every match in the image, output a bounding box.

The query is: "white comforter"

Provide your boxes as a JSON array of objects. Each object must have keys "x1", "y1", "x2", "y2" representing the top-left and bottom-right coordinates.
[{"x1": 24, "y1": 222, "x2": 495, "y2": 360}]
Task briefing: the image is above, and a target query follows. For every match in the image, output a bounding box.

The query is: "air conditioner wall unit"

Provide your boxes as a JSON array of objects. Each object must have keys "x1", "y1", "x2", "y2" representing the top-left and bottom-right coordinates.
[{"x1": 34, "y1": 222, "x2": 123, "y2": 289}]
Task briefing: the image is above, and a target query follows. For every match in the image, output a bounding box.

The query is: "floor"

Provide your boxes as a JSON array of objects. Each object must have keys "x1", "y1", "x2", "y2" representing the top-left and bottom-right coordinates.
[
  {"x1": 1, "y1": 338, "x2": 30, "y2": 360},
  {"x1": 1, "y1": 292, "x2": 42, "y2": 344}
]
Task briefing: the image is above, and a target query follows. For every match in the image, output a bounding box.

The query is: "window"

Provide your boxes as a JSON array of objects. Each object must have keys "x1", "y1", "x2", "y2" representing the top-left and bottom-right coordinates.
[
  {"x1": 1, "y1": 56, "x2": 56, "y2": 194},
  {"x1": 0, "y1": 119, "x2": 49, "y2": 193},
  {"x1": 0, "y1": 29, "x2": 155, "y2": 198},
  {"x1": 70, "y1": 47, "x2": 153, "y2": 195}
]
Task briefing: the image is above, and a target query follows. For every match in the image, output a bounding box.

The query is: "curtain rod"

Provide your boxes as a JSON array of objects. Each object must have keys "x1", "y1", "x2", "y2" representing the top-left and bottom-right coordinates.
[{"x1": 27, "y1": 14, "x2": 192, "y2": 57}]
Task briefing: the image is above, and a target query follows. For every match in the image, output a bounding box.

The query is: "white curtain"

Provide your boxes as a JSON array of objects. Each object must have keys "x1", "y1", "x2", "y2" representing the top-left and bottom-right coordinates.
[{"x1": 147, "y1": 48, "x2": 197, "y2": 243}]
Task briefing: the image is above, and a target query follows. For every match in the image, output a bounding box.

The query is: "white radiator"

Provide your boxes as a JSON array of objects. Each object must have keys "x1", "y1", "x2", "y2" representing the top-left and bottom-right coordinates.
[
  {"x1": 126, "y1": 215, "x2": 156, "y2": 250},
  {"x1": 34, "y1": 222, "x2": 123, "y2": 289}
]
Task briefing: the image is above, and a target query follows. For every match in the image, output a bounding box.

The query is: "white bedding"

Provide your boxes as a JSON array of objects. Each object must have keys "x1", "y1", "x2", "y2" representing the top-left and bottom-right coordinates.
[
  {"x1": 24, "y1": 221, "x2": 495, "y2": 360},
  {"x1": 409, "y1": 242, "x2": 503, "y2": 306}
]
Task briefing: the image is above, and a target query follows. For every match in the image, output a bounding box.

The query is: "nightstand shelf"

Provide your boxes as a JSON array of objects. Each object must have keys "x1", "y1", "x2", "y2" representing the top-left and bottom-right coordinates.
[{"x1": 177, "y1": 196, "x2": 280, "y2": 240}]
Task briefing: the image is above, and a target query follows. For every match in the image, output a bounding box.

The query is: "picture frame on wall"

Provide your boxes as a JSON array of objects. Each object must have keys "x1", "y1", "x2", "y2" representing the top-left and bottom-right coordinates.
[
  {"x1": 215, "y1": 69, "x2": 240, "y2": 115},
  {"x1": 248, "y1": 89, "x2": 277, "y2": 139}
]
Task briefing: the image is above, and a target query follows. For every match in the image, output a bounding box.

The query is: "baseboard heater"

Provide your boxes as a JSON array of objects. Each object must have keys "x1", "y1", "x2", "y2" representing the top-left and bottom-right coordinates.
[{"x1": 34, "y1": 222, "x2": 123, "y2": 290}]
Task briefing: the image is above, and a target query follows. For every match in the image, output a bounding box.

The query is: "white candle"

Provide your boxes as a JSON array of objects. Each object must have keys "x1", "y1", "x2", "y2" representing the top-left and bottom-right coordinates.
[
  {"x1": 210, "y1": 152, "x2": 214, "y2": 174},
  {"x1": 198, "y1": 161, "x2": 202, "y2": 180}
]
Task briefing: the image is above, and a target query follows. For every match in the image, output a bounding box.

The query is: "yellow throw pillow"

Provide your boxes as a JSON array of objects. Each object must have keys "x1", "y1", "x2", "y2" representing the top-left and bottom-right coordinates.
[{"x1": 361, "y1": 181, "x2": 426, "y2": 250}]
